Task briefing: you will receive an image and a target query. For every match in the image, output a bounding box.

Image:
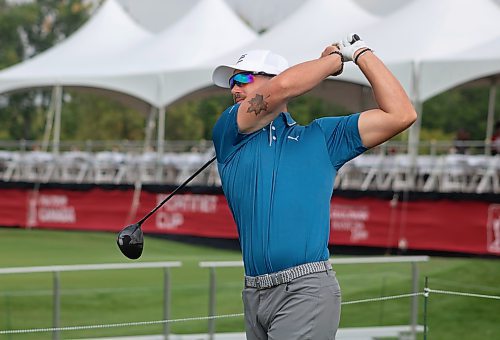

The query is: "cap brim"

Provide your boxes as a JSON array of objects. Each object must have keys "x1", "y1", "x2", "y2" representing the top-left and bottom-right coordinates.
[
  {"x1": 212, "y1": 64, "x2": 256, "y2": 88},
  {"x1": 212, "y1": 65, "x2": 234, "y2": 88}
]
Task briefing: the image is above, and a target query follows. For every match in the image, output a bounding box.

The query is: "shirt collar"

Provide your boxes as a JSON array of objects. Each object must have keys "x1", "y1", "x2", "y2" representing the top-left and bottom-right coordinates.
[
  {"x1": 273, "y1": 112, "x2": 296, "y2": 128},
  {"x1": 282, "y1": 112, "x2": 296, "y2": 127}
]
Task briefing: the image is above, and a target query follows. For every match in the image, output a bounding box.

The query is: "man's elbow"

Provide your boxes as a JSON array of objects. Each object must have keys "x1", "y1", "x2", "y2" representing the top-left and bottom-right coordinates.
[
  {"x1": 397, "y1": 105, "x2": 417, "y2": 131},
  {"x1": 404, "y1": 106, "x2": 418, "y2": 127}
]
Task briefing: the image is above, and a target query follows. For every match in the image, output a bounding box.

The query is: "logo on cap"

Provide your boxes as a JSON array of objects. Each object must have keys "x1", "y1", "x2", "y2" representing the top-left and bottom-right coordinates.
[{"x1": 236, "y1": 54, "x2": 247, "y2": 64}]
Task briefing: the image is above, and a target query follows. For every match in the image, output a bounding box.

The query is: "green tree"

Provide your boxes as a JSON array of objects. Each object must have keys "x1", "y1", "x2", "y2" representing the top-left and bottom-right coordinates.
[
  {"x1": 164, "y1": 95, "x2": 233, "y2": 140},
  {"x1": 423, "y1": 85, "x2": 498, "y2": 140},
  {"x1": 0, "y1": 0, "x2": 92, "y2": 141},
  {"x1": 62, "y1": 90, "x2": 145, "y2": 141}
]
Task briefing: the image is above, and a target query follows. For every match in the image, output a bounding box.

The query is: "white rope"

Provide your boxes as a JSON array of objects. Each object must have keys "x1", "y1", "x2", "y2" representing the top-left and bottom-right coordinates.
[
  {"x1": 0, "y1": 292, "x2": 420, "y2": 335},
  {"x1": 2, "y1": 288, "x2": 499, "y2": 335},
  {"x1": 0, "y1": 313, "x2": 245, "y2": 335},
  {"x1": 341, "y1": 292, "x2": 423, "y2": 305},
  {"x1": 427, "y1": 288, "x2": 500, "y2": 300}
]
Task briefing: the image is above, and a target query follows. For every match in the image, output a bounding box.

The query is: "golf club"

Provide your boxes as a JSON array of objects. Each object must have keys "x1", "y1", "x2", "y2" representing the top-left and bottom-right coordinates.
[{"x1": 117, "y1": 155, "x2": 217, "y2": 259}]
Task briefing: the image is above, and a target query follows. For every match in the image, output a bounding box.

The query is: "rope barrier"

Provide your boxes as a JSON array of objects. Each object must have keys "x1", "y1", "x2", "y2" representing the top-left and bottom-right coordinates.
[
  {"x1": 0, "y1": 313, "x2": 245, "y2": 335},
  {"x1": 1, "y1": 287, "x2": 499, "y2": 335},
  {"x1": 426, "y1": 288, "x2": 500, "y2": 300},
  {"x1": 341, "y1": 292, "x2": 423, "y2": 305}
]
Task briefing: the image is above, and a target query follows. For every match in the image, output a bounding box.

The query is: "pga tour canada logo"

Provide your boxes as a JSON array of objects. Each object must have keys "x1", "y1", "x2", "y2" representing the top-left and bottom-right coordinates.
[{"x1": 487, "y1": 204, "x2": 500, "y2": 253}]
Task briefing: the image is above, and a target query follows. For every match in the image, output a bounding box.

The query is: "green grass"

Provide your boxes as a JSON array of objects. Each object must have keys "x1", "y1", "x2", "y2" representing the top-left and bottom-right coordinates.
[{"x1": 0, "y1": 228, "x2": 499, "y2": 339}]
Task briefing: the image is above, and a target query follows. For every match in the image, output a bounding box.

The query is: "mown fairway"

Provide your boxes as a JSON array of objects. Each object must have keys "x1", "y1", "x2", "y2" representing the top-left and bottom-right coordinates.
[{"x1": 0, "y1": 228, "x2": 499, "y2": 339}]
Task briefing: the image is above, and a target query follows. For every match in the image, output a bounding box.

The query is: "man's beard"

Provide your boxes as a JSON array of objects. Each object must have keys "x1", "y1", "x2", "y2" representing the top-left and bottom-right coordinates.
[{"x1": 233, "y1": 93, "x2": 245, "y2": 103}]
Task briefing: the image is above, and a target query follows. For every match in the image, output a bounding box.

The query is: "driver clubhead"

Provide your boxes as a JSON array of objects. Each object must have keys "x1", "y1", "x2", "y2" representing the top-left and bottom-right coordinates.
[{"x1": 116, "y1": 223, "x2": 144, "y2": 259}]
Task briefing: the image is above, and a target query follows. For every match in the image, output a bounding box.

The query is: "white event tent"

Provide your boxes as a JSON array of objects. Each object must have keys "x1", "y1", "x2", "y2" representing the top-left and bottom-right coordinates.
[
  {"x1": 201, "y1": 0, "x2": 391, "y2": 111},
  {"x1": 0, "y1": 0, "x2": 258, "y2": 153},
  {"x1": 420, "y1": 36, "x2": 500, "y2": 148},
  {"x1": 0, "y1": 0, "x2": 152, "y2": 89},
  {"x1": 0, "y1": 0, "x2": 257, "y2": 106},
  {"x1": 0, "y1": 0, "x2": 152, "y2": 152},
  {"x1": 339, "y1": 0, "x2": 500, "y2": 156},
  {"x1": 85, "y1": 0, "x2": 257, "y2": 108},
  {"x1": 1, "y1": 0, "x2": 500, "y2": 158}
]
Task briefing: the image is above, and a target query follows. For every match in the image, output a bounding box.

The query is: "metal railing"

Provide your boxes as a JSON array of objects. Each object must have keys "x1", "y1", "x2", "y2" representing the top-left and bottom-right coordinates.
[
  {"x1": 0, "y1": 261, "x2": 182, "y2": 340},
  {"x1": 199, "y1": 256, "x2": 430, "y2": 340}
]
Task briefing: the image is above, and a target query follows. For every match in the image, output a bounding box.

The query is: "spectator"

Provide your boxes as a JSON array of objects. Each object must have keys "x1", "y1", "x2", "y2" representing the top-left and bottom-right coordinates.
[
  {"x1": 453, "y1": 128, "x2": 470, "y2": 154},
  {"x1": 491, "y1": 121, "x2": 500, "y2": 156}
]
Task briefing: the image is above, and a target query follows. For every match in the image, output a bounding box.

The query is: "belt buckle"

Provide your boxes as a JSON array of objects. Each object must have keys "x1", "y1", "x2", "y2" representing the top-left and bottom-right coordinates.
[
  {"x1": 255, "y1": 278, "x2": 262, "y2": 289},
  {"x1": 256, "y1": 274, "x2": 268, "y2": 289},
  {"x1": 275, "y1": 272, "x2": 285, "y2": 286}
]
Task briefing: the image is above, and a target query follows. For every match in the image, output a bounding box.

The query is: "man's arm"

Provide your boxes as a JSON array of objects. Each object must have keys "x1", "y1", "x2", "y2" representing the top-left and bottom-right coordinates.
[
  {"x1": 340, "y1": 35, "x2": 417, "y2": 148},
  {"x1": 237, "y1": 47, "x2": 343, "y2": 134}
]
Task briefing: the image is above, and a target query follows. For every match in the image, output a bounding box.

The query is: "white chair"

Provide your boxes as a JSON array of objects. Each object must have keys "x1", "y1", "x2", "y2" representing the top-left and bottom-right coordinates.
[
  {"x1": 93, "y1": 151, "x2": 126, "y2": 183},
  {"x1": 59, "y1": 151, "x2": 92, "y2": 183},
  {"x1": 440, "y1": 154, "x2": 471, "y2": 192},
  {"x1": 0, "y1": 151, "x2": 20, "y2": 182},
  {"x1": 476, "y1": 155, "x2": 500, "y2": 194}
]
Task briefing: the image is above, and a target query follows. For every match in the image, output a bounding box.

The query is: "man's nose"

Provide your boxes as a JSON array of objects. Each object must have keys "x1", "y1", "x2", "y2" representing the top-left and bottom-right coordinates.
[{"x1": 231, "y1": 85, "x2": 242, "y2": 95}]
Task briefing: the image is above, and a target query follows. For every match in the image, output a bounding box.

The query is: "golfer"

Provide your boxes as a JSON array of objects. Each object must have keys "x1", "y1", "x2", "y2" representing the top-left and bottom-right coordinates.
[{"x1": 211, "y1": 34, "x2": 416, "y2": 339}]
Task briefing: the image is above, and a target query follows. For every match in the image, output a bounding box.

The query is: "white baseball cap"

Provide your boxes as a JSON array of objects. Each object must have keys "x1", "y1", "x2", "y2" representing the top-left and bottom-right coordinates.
[{"x1": 212, "y1": 50, "x2": 289, "y2": 88}]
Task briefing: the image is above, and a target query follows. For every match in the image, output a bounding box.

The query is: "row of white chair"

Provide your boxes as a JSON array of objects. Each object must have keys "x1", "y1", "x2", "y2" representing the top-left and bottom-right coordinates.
[
  {"x1": 336, "y1": 154, "x2": 500, "y2": 193},
  {"x1": 0, "y1": 150, "x2": 220, "y2": 186},
  {"x1": 1, "y1": 151, "x2": 498, "y2": 193}
]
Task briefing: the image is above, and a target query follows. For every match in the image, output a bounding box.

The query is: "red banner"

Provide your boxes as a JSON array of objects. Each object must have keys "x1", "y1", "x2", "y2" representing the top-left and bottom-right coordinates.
[{"x1": 0, "y1": 187, "x2": 498, "y2": 256}]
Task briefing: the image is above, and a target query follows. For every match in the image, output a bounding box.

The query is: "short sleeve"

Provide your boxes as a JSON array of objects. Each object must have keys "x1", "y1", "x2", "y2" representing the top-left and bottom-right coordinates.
[
  {"x1": 314, "y1": 113, "x2": 368, "y2": 170},
  {"x1": 212, "y1": 104, "x2": 258, "y2": 164}
]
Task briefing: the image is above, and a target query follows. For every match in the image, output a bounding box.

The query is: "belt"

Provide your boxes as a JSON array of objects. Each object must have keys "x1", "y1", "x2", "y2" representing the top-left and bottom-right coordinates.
[{"x1": 244, "y1": 261, "x2": 332, "y2": 290}]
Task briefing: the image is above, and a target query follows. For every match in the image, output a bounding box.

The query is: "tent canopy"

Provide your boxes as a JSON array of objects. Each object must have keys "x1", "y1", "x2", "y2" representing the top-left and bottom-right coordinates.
[
  {"x1": 0, "y1": 0, "x2": 258, "y2": 108},
  {"x1": 199, "y1": 0, "x2": 390, "y2": 111},
  {"x1": 205, "y1": 0, "x2": 382, "y2": 67},
  {"x1": 420, "y1": 36, "x2": 500, "y2": 101},
  {"x1": 0, "y1": 0, "x2": 151, "y2": 81},
  {"x1": 341, "y1": 0, "x2": 500, "y2": 101},
  {"x1": 101, "y1": 0, "x2": 257, "y2": 74},
  {"x1": 1, "y1": 0, "x2": 500, "y2": 111}
]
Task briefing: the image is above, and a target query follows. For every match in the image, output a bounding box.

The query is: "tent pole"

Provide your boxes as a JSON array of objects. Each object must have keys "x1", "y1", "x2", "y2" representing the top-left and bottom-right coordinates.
[
  {"x1": 144, "y1": 105, "x2": 157, "y2": 152},
  {"x1": 485, "y1": 77, "x2": 497, "y2": 155},
  {"x1": 52, "y1": 85, "x2": 63, "y2": 155},
  {"x1": 156, "y1": 105, "x2": 166, "y2": 181},
  {"x1": 408, "y1": 60, "x2": 422, "y2": 188},
  {"x1": 41, "y1": 87, "x2": 57, "y2": 152}
]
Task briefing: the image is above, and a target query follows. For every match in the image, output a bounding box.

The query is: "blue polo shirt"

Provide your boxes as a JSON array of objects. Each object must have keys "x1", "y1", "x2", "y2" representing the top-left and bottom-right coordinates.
[{"x1": 212, "y1": 104, "x2": 367, "y2": 276}]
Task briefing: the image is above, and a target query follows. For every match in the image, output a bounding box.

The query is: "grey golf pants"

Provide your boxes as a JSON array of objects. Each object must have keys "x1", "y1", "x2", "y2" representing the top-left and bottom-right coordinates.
[{"x1": 242, "y1": 269, "x2": 341, "y2": 340}]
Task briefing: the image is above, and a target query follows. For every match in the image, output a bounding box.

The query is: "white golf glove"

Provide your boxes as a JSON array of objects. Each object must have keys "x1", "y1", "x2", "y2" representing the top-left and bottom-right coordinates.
[{"x1": 338, "y1": 33, "x2": 371, "y2": 63}]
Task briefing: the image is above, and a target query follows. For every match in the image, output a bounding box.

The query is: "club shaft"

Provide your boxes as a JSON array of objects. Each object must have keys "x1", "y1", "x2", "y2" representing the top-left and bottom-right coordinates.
[{"x1": 137, "y1": 156, "x2": 217, "y2": 226}]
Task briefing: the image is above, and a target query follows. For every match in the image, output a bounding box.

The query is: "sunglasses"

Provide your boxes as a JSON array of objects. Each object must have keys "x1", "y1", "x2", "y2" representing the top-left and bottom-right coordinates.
[{"x1": 229, "y1": 72, "x2": 275, "y2": 89}]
